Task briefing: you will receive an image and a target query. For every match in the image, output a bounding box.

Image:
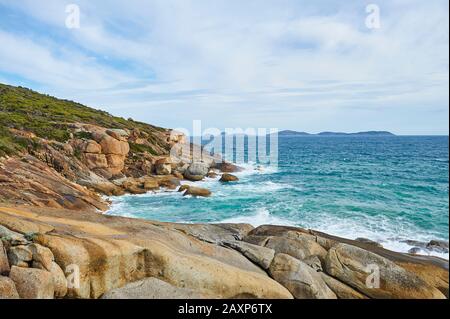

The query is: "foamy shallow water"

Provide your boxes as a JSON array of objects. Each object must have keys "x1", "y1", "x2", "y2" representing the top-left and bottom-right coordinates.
[{"x1": 107, "y1": 136, "x2": 449, "y2": 260}]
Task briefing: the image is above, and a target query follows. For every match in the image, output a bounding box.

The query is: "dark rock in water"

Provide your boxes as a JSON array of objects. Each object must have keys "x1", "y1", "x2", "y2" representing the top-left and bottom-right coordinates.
[
  {"x1": 206, "y1": 171, "x2": 218, "y2": 178},
  {"x1": 400, "y1": 239, "x2": 427, "y2": 248},
  {"x1": 178, "y1": 185, "x2": 190, "y2": 193},
  {"x1": 214, "y1": 162, "x2": 243, "y2": 173},
  {"x1": 220, "y1": 173, "x2": 239, "y2": 182},
  {"x1": 401, "y1": 239, "x2": 449, "y2": 254},
  {"x1": 408, "y1": 247, "x2": 422, "y2": 255},
  {"x1": 355, "y1": 238, "x2": 383, "y2": 248},
  {"x1": 426, "y1": 240, "x2": 449, "y2": 254},
  {"x1": 183, "y1": 186, "x2": 212, "y2": 197}
]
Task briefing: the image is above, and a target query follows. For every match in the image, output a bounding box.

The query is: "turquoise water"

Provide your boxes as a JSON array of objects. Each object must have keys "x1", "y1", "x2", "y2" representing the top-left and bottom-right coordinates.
[{"x1": 108, "y1": 136, "x2": 449, "y2": 258}]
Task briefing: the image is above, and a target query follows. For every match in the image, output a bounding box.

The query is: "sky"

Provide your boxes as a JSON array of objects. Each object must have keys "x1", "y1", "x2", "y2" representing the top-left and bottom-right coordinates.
[{"x1": 0, "y1": 0, "x2": 448, "y2": 135}]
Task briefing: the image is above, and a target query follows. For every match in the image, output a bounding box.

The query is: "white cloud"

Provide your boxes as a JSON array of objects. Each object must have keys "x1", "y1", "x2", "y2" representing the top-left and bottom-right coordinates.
[{"x1": 0, "y1": 0, "x2": 448, "y2": 134}]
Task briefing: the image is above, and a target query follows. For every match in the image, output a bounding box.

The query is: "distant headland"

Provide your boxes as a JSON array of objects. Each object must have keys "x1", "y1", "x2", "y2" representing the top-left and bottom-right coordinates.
[{"x1": 275, "y1": 130, "x2": 396, "y2": 137}]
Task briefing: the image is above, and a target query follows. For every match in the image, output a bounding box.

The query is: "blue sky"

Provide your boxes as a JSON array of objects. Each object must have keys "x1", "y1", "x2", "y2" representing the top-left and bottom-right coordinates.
[{"x1": 0, "y1": 0, "x2": 448, "y2": 135}]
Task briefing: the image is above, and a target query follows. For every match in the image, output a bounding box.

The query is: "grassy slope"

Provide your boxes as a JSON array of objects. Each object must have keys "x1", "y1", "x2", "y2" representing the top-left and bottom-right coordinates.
[{"x1": 0, "y1": 83, "x2": 168, "y2": 157}]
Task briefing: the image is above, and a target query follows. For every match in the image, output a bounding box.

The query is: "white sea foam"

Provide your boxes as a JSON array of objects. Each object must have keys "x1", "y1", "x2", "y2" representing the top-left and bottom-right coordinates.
[
  {"x1": 305, "y1": 218, "x2": 449, "y2": 260},
  {"x1": 233, "y1": 162, "x2": 278, "y2": 177},
  {"x1": 219, "y1": 207, "x2": 294, "y2": 227}
]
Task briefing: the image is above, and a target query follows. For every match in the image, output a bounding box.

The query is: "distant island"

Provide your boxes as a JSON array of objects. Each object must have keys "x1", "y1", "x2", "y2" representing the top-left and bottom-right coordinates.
[{"x1": 275, "y1": 130, "x2": 396, "y2": 137}]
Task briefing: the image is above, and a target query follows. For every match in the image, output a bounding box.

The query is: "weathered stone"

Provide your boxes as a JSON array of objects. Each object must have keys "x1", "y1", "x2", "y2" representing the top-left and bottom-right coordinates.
[
  {"x1": 106, "y1": 154, "x2": 126, "y2": 171},
  {"x1": 9, "y1": 266, "x2": 54, "y2": 299},
  {"x1": 320, "y1": 273, "x2": 368, "y2": 299},
  {"x1": 269, "y1": 254, "x2": 337, "y2": 299},
  {"x1": 83, "y1": 140, "x2": 102, "y2": 154},
  {"x1": 83, "y1": 153, "x2": 108, "y2": 169},
  {"x1": 220, "y1": 173, "x2": 239, "y2": 182},
  {"x1": 303, "y1": 255, "x2": 323, "y2": 272},
  {"x1": 158, "y1": 177, "x2": 180, "y2": 190},
  {"x1": 408, "y1": 247, "x2": 421, "y2": 255},
  {"x1": 0, "y1": 241, "x2": 10, "y2": 275},
  {"x1": 325, "y1": 243, "x2": 446, "y2": 299},
  {"x1": 0, "y1": 276, "x2": 19, "y2": 299},
  {"x1": 178, "y1": 184, "x2": 191, "y2": 193},
  {"x1": 101, "y1": 277, "x2": 211, "y2": 299},
  {"x1": 183, "y1": 186, "x2": 212, "y2": 197},
  {"x1": 214, "y1": 162, "x2": 243, "y2": 173},
  {"x1": 355, "y1": 238, "x2": 383, "y2": 248},
  {"x1": 99, "y1": 134, "x2": 129, "y2": 155},
  {"x1": 243, "y1": 235, "x2": 272, "y2": 247},
  {"x1": 206, "y1": 171, "x2": 218, "y2": 178},
  {"x1": 155, "y1": 158, "x2": 172, "y2": 175},
  {"x1": 29, "y1": 243, "x2": 54, "y2": 271},
  {"x1": 265, "y1": 236, "x2": 328, "y2": 262},
  {"x1": 143, "y1": 179, "x2": 159, "y2": 190},
  {"x1": 184, "y1": 162, "x2": 209, "y2": 181},
  {"x1": 33, "y1": 261, "x2": 67, "y2": 298},
  {"x1": 426, "y1": 240, "x2": 449, "y2": 254},
  {"x1": 173, "y1": 171, "x2": 184, "y2": 179},
  {"x1": 7, "y1": 245, "x2": 32, "y2": 267},
  {"x1": 223, "y1": 240, "x2": 275, "y2": 270}
]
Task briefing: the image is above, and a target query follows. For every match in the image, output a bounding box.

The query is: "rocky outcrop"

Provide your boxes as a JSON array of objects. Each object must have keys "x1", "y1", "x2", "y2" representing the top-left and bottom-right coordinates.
[
  {"x1": 183, "y1": 186, "x2": 212, "y2": 197},
  {"x1": 154, "y1": 158, "x2": 172, "y2": 175},
  {"x1": 220, "y1": 173, "x2": 239, "y2": 182},
  {"x1": 214, "y1": 162, "x2": 243, "y2": 173},
  {"x1": 9, "y1": 266, "x2": 54, "y2": 299},
  {"x1": 0, "y1": 241, "x2": 10, "y2": 275},
  {"x1": 0, "y1": 206, "x2": 293, "y2": 299},
  {"x1": 101, "y1": 277, "x2": 212, "y2": 299},
  {"x1": 0, "y1": 156, "x2": 109, "y2": 211},
  {"x1": 325, "y1": 243, "x2": 446, "y2": 299},
  {"x1": 269, "y1": 253, "x2": 337, "y2": 299},
  {"x1": 1, "y1": 206, "x2": 447, "y2": 299},
  {"x1": 0, "y1": 276, "x2": 19, "y2": 299},
  {"x1": 183, "y1": 162, "x2": 209, "y2": 181}
]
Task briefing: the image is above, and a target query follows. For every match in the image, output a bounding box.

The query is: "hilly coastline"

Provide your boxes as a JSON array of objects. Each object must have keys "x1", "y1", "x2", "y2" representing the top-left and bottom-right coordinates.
[
  {"x1": 276, "y1": 130, "x2": 396, "y2": 137},
  {"x1": 0, "y1": 83, "x2": 448, "y2": 300}
]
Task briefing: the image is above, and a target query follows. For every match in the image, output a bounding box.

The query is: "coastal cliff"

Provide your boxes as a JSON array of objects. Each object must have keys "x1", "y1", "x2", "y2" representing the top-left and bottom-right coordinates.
[{"x1": 0, "y1": 83, "x2": 448, "y2": 299}]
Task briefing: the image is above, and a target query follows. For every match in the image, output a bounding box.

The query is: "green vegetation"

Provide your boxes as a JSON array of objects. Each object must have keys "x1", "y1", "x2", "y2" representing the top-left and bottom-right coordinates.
[
  {"x1": 129, "y1": 142, "x2": 158, "y2": 155},
  {"x1": 0, "y1": 83, "x2": 168, "y2": 156}
]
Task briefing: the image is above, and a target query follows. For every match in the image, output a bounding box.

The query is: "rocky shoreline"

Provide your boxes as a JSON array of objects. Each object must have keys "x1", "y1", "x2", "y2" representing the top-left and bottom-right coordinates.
[
  {"x1": 0, "y1": 84, "x2": 448, "y2": 299},
  {"x1": 0, "y1": 124, "x2": 448, "y2": 299},
  {"x1": 0, "y1": 205, "x2": 448, "y2": 299}
]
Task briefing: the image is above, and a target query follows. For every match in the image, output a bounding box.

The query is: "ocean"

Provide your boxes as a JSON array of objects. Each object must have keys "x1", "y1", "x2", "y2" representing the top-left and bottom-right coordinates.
[{"x1": 108, "y1": 136, "x2": 449, "y2": 259}]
